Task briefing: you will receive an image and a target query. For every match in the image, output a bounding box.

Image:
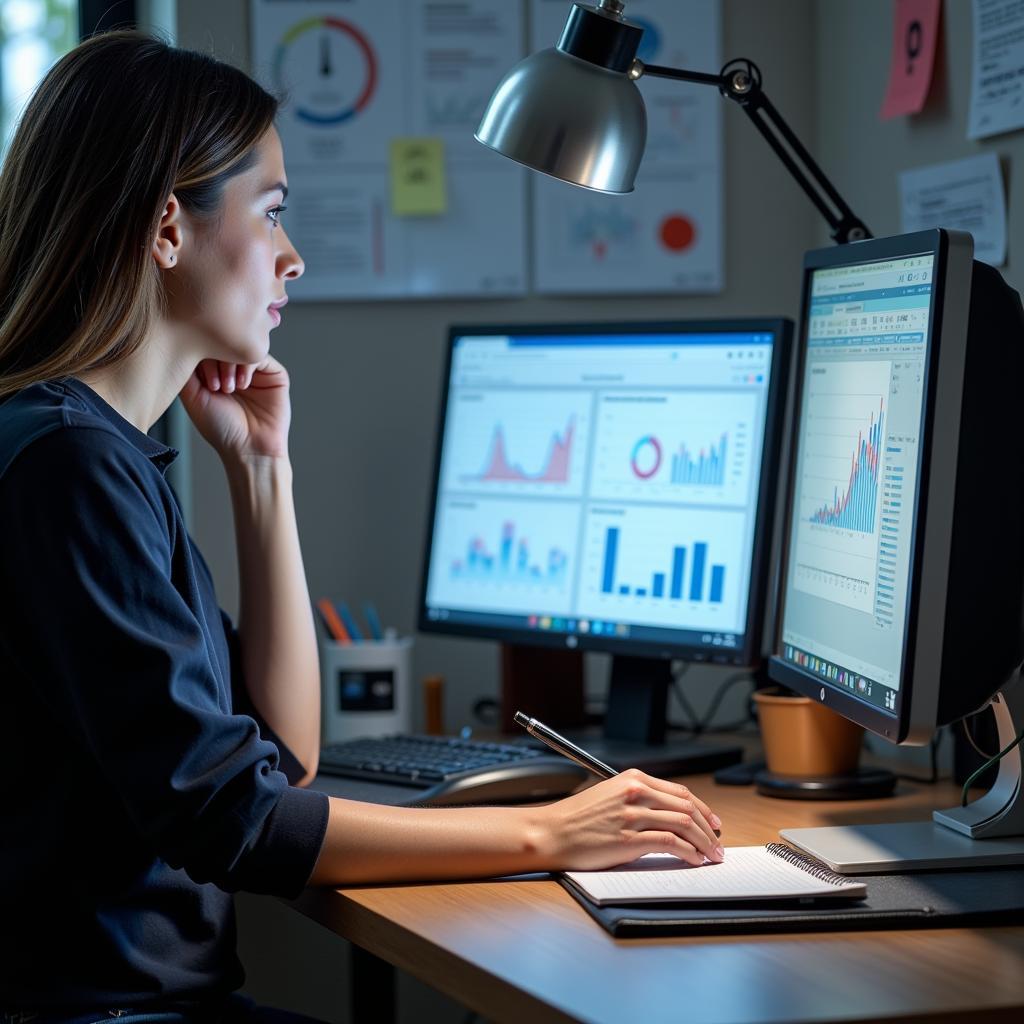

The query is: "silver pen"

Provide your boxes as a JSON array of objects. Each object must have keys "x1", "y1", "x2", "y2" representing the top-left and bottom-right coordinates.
[{"x1": 514, "y1": 710, "x2": 617, "y2": 779}]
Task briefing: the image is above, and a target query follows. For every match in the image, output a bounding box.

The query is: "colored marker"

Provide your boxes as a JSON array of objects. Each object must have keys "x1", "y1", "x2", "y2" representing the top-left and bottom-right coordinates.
[
  {"x1": 316, "y1": 598, "x2": 351, "y2": 644},
  {"x1": 364, "y1": 602, "x2": 384, "y2": 641},
  {"x1": 337, "y1": 601, "x2": 365, "y2": 642}
]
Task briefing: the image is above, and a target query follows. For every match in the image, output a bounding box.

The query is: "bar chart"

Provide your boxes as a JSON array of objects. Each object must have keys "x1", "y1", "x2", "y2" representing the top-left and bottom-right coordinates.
[
  {"x1": 809, "y1": 402, "x2": 883, "y2": 533},
  {"x1": 590, "y1": 390, "x2": 759, "y2": 507},
  {"x1": 452, "y1": 521, "x2": 569, "y2": 584},
  {"x1": 577, "y1": 506, "x2": 747, "y2": 632},
  {"x1": 793, "y1": 360, "x2": 891, "y2": 616},
  {"x1": 426, "y1": 496, "x2": 577, "y2": 615},
  {"x1": 600, "y1": 527, "x2": 726, "y2": 603},
  {"x1": 670, "y1": 434, "x2": 728, "y2": 487}
]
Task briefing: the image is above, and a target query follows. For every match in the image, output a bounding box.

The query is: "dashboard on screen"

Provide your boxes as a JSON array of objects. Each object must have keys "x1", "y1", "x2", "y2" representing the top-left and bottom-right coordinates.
[
  {"x1": 419, "y1": 322, "x2": 791, "y2": 664},
  {"x1": 777, "y1": 251, "x2": 936, "y2": 717}
]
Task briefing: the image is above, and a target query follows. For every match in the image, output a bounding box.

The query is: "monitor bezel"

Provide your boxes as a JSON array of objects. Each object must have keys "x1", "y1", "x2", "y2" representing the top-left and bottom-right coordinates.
[
  {"x1": 416, "y1": 318, "x2": 793, "y2": 667},
  {"x1": 768, "y1": 230, "x2": 971, "y2": 743}
]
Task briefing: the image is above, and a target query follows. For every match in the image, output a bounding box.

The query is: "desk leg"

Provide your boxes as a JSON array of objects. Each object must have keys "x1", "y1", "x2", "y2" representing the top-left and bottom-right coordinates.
[{"x1": 350, "y1": 944, "x2": 396, "y2": 1023}]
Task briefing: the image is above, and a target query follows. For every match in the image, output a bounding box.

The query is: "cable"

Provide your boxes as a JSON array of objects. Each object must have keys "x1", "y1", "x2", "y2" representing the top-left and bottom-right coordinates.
[
  {"x1": 669, "y1": 677, "x2": 700, "y2": 732},
  {"x1": 697, "y1": 671, "x2": 757, "y2": 733},
  {"x1": 961, "y1": 712, "x2": 997, "y2": 760},
  {"x1": 961, "y1": 722, "x2": 1024, "y2": 807},
  {"x1": 668, "y1": 666, "x2": 758, "y2": 735}
]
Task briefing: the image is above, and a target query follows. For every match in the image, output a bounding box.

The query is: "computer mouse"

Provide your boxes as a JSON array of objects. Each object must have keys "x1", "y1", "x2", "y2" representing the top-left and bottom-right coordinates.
[{"x1": 413, "y1": 756, "x2": 592, "y2": 806}]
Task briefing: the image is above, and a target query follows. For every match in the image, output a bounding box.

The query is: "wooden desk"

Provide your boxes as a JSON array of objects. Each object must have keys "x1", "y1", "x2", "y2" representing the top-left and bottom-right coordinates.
[{"x1": 291, "y1": 777, "x2": 1024, "y2": 1024}]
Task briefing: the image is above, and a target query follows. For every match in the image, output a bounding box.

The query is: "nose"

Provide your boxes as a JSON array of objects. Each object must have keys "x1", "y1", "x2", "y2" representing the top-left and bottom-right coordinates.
[{"x1": 277, "y1": 225, "x2": 304, "y2": 280}]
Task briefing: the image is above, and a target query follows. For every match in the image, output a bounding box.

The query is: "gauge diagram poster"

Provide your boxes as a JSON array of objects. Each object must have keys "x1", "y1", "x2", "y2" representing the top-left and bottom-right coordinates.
[
  {"x1": 251, "y1": 0, "x2": 527, "y2": 300},
  {"x1": 529, "y1": 0, "x2": 723, "y2": 295}
]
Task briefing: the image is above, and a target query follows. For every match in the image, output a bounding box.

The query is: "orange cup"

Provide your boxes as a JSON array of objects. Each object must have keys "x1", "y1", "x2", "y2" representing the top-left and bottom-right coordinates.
[{"x1": 753, "y1": 687, "x2": 864, "y2": 776}]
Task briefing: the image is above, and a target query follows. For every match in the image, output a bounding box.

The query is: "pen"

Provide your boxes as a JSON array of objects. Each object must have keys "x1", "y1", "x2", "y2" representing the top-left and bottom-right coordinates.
[
  {"x1": 514, "y1": 711, "x2": 617, "y2": 779},
  {"x1": 515, "y1": 710, "x2": 721, "y2": 838}
]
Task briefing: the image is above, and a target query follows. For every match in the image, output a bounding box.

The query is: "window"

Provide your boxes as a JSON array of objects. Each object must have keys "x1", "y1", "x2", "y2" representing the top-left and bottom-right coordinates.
[{"x1": 0, "y1": 0, "x2": 77, "y2": 159}]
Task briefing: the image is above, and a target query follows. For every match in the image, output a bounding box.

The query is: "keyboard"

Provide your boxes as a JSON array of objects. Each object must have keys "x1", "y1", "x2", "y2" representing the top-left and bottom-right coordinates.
[{"x1": 315, "y1": 734, "x2": 591, "y2": 806}]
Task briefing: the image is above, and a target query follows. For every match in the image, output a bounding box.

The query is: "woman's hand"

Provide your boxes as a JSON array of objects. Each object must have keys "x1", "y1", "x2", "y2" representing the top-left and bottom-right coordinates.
[
  {"x1": 534, "y1": 769, "x2": 725, "y2": 871},
  {"x1": 179, "y1": 356, "x2": 291, "y2": 462}
]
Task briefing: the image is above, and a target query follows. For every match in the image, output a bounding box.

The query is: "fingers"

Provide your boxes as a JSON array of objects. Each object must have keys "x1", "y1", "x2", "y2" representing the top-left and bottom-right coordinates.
[
  {"x1": 639, "y1": 772, "x2": 723, "y2": 833},
  {"x1": 196, "y1": 360, "x2": 260, "y2": 393},
  {"x1": 627, "y1": 809, "x2": 724, "y2": 864},
  {"x1": 218, "y1": 361, "x2": 236, "y2": 393},
  {"x1": 619, "y1": 771, "x2": 722, "y2": 857},
  {"x1": 199, "y1": 359, "x2": 220, "y2": 391}
]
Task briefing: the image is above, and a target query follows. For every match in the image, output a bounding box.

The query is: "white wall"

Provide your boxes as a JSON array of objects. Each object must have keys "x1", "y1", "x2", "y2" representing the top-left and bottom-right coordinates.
[
  {"x1": 179, "y1": 0, "x2": 820, "y2": 738},
  {"x1": 816, "y1": 0, "x2": 1023, "y2": 291}
]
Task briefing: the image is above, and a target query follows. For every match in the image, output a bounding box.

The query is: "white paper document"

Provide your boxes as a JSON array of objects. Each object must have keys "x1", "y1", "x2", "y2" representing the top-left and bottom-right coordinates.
[
  {"x1": 899, "y1": 152, "x2": 1006, "y2": 266},
  {"x1": 251, "y1": 0, "x2": 527, "y2": 300},
  {"x1": 968, "y1": 0, "x2": 1024, "y2": 139},
  {"x1": 529, "y1": 0, "x2": 724, "y2": 295},
  {"x1": 562, "y1": 846, "x2": 867, "y2": 906}
]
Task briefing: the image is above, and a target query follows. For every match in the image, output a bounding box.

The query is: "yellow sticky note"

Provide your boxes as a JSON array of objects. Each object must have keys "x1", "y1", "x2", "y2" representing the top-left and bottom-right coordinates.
[{"x1": 390, "y1": 137, "x2": 447, "y2": 216}]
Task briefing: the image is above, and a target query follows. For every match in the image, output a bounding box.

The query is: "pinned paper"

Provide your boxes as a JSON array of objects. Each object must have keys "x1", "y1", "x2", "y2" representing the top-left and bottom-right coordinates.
[
  {"x1": 390, "y1": 137, "x2": 447, "y2": 216},
  {"x1": 899, "y1": 153, "x2": 1007, "y2": 266},
  {"x1": 881, "y1": 0, "x2": 941, "y2": 120},
  {"x1": 968, "y1": 0, "x2": 1024, "y2": 139}
]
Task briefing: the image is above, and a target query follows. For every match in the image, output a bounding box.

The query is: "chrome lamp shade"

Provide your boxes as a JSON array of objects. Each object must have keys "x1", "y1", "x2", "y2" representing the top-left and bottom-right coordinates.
[{"x1": 475, "y1": 46, "x2": 647, "y2": 194}]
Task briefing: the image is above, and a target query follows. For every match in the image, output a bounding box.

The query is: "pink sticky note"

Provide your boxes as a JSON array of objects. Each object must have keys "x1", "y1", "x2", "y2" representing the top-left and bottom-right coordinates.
[{"x1": 880, "y1": 0, "x2": 941, "y2": 120}]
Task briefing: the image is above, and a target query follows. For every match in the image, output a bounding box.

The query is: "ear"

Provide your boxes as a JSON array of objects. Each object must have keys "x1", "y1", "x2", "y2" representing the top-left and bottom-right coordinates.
[{"x1": 152, "y1": 193, "x2": 183, "y2": 269}]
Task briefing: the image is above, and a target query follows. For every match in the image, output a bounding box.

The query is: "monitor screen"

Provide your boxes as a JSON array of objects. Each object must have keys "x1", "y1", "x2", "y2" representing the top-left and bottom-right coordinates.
[
  {"x1": 419, "y1": 321, "x2": 791, "y2": 665},
  {"x1": 777, "y1": 249, "x2": 936, "y2": 718}
]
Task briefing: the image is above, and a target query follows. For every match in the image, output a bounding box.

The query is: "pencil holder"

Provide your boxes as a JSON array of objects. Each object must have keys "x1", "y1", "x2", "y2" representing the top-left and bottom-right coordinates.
[{"x1": 319, "y1": 637, "x2": 414, "y2": 744}]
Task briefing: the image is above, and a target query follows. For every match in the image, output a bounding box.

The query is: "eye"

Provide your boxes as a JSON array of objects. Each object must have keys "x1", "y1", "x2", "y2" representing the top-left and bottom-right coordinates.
[{"x1": 267, "y1": 204, "x2": 287, "y2": 227}]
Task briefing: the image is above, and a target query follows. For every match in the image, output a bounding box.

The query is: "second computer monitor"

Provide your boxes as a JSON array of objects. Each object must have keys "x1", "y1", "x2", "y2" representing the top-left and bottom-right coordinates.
[
  {"x1": 419, "y1": 320, "x2": 792, "y2": 667},
  {"x1": 770, "y1": 229, "x2": 1024, "y2": 746}
]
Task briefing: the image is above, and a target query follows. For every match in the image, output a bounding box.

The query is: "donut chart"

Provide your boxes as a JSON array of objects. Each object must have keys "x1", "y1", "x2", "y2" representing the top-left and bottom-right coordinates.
[{"x1": 631, "y1": 435, "x2": 663, "y2": 479}]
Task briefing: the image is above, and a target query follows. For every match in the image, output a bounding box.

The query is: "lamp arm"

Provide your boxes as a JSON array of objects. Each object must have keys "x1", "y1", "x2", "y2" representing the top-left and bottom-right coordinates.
[{"x1": 640, "y1": 58, "x2": 871, "y2": 245}]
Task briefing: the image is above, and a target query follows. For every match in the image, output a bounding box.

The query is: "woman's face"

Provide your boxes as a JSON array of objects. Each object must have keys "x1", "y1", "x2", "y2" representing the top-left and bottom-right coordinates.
[{"x1": 169, "y1": 127, "x2": 303, "y2": 365}]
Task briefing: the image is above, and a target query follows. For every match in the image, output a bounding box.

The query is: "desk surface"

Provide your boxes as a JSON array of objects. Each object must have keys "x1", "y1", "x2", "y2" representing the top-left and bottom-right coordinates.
[{"x1": 292, "y1": 775, "x2": 1024, "y2": 1024}]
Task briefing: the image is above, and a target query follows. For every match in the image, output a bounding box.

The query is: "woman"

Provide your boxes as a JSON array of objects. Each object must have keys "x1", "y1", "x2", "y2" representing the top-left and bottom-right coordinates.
[{"x1": 0, "y1": 31, "x2": 724, "y2": 1021}]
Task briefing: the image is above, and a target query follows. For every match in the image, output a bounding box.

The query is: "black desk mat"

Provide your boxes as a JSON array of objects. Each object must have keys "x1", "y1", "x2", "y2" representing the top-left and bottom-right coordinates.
[{"x1": 560, "y1": 866, "x2": 1024, "y2": 937}]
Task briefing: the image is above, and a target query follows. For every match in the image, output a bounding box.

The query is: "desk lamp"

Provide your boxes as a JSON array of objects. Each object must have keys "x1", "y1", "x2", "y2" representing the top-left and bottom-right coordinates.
[{"x1": 475, "y1": 0, "x2": 870, "y2": 245}]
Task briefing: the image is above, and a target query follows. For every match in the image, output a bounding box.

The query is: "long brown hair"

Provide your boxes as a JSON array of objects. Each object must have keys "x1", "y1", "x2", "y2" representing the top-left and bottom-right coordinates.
[{"x1": 0, "y1": 31, "x2": 279, "y2": 398}]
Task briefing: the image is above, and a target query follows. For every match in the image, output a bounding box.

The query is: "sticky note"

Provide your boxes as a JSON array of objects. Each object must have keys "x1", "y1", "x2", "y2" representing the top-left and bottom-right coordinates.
[
  {"x1": 390, "y1": 137, "x2": 447, "y2": 216},
  {"x1": 880, "y1": 0, "x2": 941, "y2": 120}
]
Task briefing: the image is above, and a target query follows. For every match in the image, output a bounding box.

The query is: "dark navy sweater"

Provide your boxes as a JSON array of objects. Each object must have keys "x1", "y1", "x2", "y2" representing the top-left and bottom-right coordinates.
[{"x1": 0, "y1": 379, "x2": 329, "y2": 1010}]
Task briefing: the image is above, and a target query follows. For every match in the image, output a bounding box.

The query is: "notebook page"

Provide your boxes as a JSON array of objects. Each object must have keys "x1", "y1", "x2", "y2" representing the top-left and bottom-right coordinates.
[{"x1": 563, "y1": 846, "x2": 866, "y2": 903}]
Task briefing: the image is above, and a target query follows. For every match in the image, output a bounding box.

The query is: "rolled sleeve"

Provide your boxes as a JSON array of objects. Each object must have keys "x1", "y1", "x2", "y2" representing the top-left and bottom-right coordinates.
[{"x1": 0, "y1": 427, "x2": 327, "y2": 897}]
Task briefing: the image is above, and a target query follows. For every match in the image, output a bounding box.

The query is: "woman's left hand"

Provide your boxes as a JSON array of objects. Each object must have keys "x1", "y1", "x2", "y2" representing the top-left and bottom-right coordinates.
[{"x1": 179, "y1": 356, "x2": 291, "y2": 462}]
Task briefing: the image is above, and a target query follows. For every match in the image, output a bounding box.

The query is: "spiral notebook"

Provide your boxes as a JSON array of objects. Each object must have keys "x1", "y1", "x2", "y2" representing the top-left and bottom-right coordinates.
[{"x1": 562, "y1": 844, "x2": 867, "y2": 906}]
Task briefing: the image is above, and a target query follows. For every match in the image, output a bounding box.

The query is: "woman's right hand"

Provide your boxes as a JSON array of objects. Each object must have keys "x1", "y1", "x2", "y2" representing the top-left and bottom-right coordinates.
[{"x1": 533, "y1": 769, "x2": 725, "y2": 871}]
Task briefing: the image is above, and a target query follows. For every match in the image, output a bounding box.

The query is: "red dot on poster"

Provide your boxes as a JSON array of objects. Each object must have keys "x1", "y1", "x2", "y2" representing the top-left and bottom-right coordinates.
[{"x1": 660, "y1": 215, "x2": 696, "y2": 252}]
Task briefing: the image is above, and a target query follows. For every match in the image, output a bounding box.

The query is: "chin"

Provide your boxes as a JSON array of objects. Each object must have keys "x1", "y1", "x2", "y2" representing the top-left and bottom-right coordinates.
[{"x1": 225, "y1": 333, "x2": 271, "y2": 365}]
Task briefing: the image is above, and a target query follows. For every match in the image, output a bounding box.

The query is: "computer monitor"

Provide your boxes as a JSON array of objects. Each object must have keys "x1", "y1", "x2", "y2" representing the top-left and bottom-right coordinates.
[
  {"x1": 418, "y1": 319, "x2": 792, "y2": 772},
  {"x1": 769, "y1": 229, "x2": 1024, "y2": 871}
]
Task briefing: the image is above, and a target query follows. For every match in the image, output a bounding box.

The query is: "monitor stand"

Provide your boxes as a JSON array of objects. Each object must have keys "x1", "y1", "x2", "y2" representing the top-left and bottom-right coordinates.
[
  {"x1": 564, "y1": 655, "x2": 743, "y2": 777},
  {"x1": 780, "y1": 671, "x2": 1024, "y2": 873}
]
